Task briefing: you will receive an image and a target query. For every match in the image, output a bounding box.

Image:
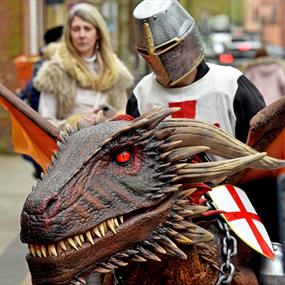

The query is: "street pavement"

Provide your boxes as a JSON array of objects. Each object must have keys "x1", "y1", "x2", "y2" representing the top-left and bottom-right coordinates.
[{"x1": 0, "y1": 154, "x2": 34, "y2": 285}]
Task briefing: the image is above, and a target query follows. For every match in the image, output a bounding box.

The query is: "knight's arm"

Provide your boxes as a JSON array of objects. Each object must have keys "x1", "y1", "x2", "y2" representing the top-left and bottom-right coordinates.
[{"x1": 233, "y1": 75, "x2": 265, "y2": 143}]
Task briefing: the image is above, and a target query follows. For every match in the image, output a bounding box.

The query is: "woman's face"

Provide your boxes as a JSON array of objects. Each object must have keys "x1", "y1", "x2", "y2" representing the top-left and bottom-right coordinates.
[{"x1": 70, "y1": 16, "x2": 98, "y2": 57}]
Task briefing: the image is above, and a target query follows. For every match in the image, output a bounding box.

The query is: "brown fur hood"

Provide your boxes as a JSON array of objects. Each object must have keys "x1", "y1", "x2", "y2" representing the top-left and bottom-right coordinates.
[
  {"x1": 34, "y1": 55, "x2": 134, "y2": 119},
  {"x1": 244, "y1": 56, "x2": 285, "y2": 69}
]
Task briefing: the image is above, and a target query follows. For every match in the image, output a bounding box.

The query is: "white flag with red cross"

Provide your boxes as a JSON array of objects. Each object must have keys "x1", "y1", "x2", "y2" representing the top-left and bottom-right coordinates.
[{"x1": 208, "y1": 184, "x2": 274, "y2": 259}]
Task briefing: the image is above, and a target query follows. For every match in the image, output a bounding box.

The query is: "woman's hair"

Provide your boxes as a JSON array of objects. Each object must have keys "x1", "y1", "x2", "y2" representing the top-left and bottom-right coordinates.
[
  {"x1": 63, "y1": 3, "x2": 119, "y2": 83},
  {"x1": 254, "y1": 47, "x2": 268, "y2": 59}
]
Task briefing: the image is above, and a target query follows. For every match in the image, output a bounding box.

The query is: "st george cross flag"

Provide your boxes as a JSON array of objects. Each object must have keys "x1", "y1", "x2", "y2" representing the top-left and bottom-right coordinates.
[{"x1": 208, "y1": 184, "x2": 274, "y2": 259}]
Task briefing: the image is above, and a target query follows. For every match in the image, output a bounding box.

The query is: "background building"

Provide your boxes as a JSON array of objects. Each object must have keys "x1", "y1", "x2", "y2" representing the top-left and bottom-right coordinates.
[{"x1": 244, "y1": 0, "x2": 285, "y2": 47}]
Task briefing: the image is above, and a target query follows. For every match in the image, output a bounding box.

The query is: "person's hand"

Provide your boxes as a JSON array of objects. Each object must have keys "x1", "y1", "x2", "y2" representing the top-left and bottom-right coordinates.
[
  {"x1": 82, "y1": 105, "x2": 117, "y2": 124},
  {"x1": 83, "y1": 109, "x2": 105, "y2": 124},
  {"x1": 76, "y1": 105, "x2": 117, "y2": 129}
]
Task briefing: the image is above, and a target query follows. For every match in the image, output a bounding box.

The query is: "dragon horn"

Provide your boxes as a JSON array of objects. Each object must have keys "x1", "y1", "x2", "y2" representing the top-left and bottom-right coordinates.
[
  {"x1": 169, "y1": 153, "x2": 266, "y2": 183},
  {"x1": 157, "y1": 119, "x2": 285, "y2": 170}
]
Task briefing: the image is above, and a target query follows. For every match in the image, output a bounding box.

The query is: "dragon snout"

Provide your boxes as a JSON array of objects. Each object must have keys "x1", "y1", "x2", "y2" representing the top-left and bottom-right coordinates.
[
  {"x1": 20, "y1": 191, "x2": 65, "y2": 243},
  {"x1": 23, "y1": 190, "x2": 61, "y2": 218}
]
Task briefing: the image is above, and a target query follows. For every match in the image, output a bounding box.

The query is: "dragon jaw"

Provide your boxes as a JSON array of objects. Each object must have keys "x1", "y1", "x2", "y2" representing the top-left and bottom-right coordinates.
[
  {"x1": 23, "y1": 193, "x2": 215, "y2": 285},
  {"x1": 20, "y1": 108, "x2": 285, "y2": 284}
]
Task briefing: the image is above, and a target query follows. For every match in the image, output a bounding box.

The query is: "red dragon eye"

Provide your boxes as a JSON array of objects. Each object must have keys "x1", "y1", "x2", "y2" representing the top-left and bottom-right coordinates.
[{"x1": 116, "y1": 150, "x2": 132, "y2": 164}]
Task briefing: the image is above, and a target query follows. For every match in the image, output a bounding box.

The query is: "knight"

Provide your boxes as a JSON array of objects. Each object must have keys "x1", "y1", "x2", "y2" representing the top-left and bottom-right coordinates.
[{"x1": 127, "y1": 0, "x2": 265, "y2": 145}]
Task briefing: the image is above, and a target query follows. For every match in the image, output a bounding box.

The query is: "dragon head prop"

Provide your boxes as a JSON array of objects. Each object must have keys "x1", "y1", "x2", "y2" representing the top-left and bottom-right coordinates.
[{"x1": 20, "y1": 108, "x2": 285, "y2": 285}]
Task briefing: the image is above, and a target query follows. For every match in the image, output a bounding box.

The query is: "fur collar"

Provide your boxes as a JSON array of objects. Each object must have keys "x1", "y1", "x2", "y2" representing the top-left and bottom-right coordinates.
[{"x1": 34, "y1": 51, "x2": 134, "y2": 119}]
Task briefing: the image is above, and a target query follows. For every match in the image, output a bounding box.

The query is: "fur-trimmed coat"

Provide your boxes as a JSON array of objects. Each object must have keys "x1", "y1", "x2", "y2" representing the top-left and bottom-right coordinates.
[
  {"x1": 244, "y1": 57, "x2": 285, "y2": 106},
  {"x1": 34, "y1": 54, "x2": 134, "y2": 119}
]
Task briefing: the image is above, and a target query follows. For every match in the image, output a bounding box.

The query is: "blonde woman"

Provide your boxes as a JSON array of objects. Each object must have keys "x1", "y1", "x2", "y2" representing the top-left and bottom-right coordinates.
[{"x1": 34, "y1": 3, "x2": 134, "y2": 128}]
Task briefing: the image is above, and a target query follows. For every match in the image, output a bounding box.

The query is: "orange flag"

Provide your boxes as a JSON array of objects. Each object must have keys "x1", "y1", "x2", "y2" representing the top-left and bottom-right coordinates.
[{"x1": 0, "y1": 83, "x2": 60, "y2": 172}]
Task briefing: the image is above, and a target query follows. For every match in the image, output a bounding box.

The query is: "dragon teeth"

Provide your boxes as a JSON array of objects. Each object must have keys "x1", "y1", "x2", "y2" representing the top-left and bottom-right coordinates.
[
  {"x1": 107, "y1": 218, "x2": 116, "y2": 234},
  {"x1": 67, "y1": 238, "x2": 78, "y2": 250},
  {"x1": 74, "y1": 235, "x2": 82, "y2": 247},
  {"x1": 59, "y1": 240, "x2": 67, "y2": 251},
  {"x1": 114, "y1": 217, "x2": 120, "y2": 227},
  {"x1": 41, "y1": 245, "x2": 47, "y2": 257},
  {"x1": 99, "y1": 223, "x2": 106, "y2": 236},
  {"x1": 103, "y1": 221, "x2": 108, "y2": 232},
  {"x1": 27, "y1": 214, "x2": 125, "y2": 258},
  {"x1": 48, "y1": 244, "x2": 58, "y2": 256},
  {"x1": 86, "y1": 231, "x2": 94, "y2": 245},
  {"x1": 29, "y1": 244, "x2": 36, "y2": 257},
  {"x1": 94, "y1": 226, "x2": 102, "y2": 238},
  {"x1": 35, "y1": 245, "x2": 42, "y2": 257}
]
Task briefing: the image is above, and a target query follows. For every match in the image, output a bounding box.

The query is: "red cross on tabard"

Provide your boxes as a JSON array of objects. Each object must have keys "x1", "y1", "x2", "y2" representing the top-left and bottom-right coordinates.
[
  {"x1": 168, "y1": 100, "x2": 197, "y2": 118},
  {"x1": 168, "y1": 100, "x2": 221, "y2": 128},
  {"x1": 223, "y1": 184, "x2": 274, "y2": 258}
]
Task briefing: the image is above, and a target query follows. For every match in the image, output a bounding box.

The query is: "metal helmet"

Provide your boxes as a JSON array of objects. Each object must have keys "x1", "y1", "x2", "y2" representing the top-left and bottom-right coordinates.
[{"x1": 133, "y1": 0, "x2": 205, "y2": 87}]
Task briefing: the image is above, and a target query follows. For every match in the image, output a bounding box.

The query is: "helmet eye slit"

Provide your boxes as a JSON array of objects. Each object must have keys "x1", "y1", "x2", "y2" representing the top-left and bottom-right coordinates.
[{"x1": 155, "y1": 39, "x2": 179, "y2": 54}]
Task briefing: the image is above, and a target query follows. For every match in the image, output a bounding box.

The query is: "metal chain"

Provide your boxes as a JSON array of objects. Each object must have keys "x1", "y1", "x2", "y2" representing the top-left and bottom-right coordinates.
[
  {"x1": 205, "y1": 198, "x2": 238, "y2": 285},
  {"x1": 216, "y1": 218, "x2": 237, "y2": 284}
]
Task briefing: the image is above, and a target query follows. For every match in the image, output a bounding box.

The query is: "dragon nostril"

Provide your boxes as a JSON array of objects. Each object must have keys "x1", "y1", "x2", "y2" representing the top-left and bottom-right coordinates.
[
  {"x1": 45, "y1": 197, "x2": 59, "y2": 216},
  {"x1": 46, "y1": 198, "x2": 57, "y2": 209}
]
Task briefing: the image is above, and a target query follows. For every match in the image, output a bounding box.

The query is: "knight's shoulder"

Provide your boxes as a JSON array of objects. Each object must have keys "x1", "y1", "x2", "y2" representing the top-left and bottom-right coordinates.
[{"x1": 136, "y1": 73, "x2": 155, "y2": 87}]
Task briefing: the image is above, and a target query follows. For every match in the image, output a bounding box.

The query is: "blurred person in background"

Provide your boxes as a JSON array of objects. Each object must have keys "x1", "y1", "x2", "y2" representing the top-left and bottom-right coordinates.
[
  {"x1": 19, "y1": 25, "x2": 63, "y2": 179},
  {"x1": 34, "y1": 2, "x2": 134, "y2": 129},
  {"x1": 127, "y1": 0, "x2": 265, "y2": 144},
  {"x1": 244, "y1": 46, "x2": 285, "y2": 106},
  {"x1": 20, "y1": 26, "x2": 63, "y2": 113}
]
